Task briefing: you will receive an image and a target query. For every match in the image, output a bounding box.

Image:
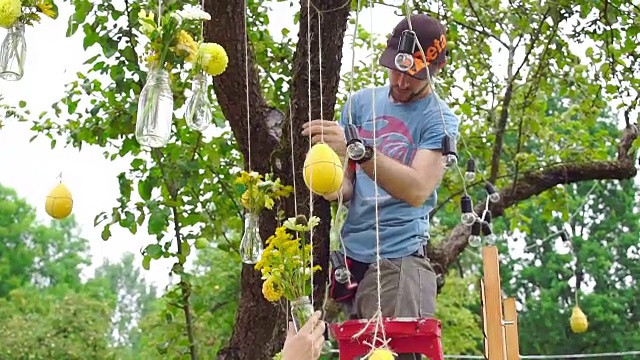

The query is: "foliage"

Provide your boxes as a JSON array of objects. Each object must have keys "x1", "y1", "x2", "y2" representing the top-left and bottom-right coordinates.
[
  {"x1": 255, "y1": 215, "x2": 322, "y2": 302},
  {"x1": 0, "y1": 183, "x2": 89, "y2": 297},
  {"x1": 0, "y1": 285, "x2": 114, "y2": 359},
  {"x1": 0, "y1": 0, "x2": 59, "y2": 29}
]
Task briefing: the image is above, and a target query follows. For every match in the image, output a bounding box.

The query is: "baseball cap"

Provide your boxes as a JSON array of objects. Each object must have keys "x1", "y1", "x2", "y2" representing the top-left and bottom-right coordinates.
[{"x1": 379, "y1": 14, "x2": 448, "y2": 80}]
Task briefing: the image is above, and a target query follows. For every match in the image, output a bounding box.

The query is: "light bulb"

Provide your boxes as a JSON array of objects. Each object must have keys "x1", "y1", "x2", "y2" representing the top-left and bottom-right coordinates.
[
  {"x1": 468, "y1": 235, "x2": 482, "y2": 247},
  {"x1": 334, "y1": 267, "x2": 350, "y2": 284},
  {"x1": 485, "y1": 233, "x2": 497, "y2": 246},
  {"x1": 461, "y1": 212, "x2": 476, "y2": 226},
  {"x1": 489, "y1": 192, "x2": 500, "y2": 202},
  {"x1": 443, "y1": 154, "x2": 457, "y2": 169},
  {"x1": 485, "y1": 182, "x2": 500, "y2": 203},
  {"x1": 394, "y1": 52, "x2": 414, "y2": 72},
  {"x1": 464, "y1": 171, "x2": 476, "y2": 182},
  {"x1": 347, "y1": 142, "x2": 366, "y2": 161},
  {"x1": 465, "y1": 158, "x2": 476, "y2": 181},
  {"x1": 460, "y1": 195, "x2": 475, "y2": 226}
]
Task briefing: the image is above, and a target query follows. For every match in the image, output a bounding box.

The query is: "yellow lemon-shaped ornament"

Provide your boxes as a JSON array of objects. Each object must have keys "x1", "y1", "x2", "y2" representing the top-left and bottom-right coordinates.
[
  {"x1": 369, "y1": 348, "x2": 395, "y2": 360},
  {"x1": 45, "y1": 183, "x2": 73, "y2": 220},
  {"x1": 303, "y1": 143, "x2": 343, "y2": 195},
  {"x1": 570, "y1": 305, "x2": 588, "y2": 333}
]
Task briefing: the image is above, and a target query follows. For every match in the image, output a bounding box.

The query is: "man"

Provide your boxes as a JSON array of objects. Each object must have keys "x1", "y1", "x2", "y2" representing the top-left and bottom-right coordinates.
[{"x1": 301, "y1": 14, "x2": 459, "y2": 359}]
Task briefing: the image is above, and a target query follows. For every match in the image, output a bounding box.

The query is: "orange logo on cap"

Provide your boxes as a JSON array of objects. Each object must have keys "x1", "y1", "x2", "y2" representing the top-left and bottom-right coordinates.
[{"x1": 406, "y1": 34, "x2": 446, "y2": 76}]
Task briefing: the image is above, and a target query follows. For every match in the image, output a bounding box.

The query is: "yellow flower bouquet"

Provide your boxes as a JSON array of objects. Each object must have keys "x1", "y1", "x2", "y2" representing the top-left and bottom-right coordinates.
[
  {"x1": 0, "y1": 0, "x2": 58, "y2": 29},
  {"x1": 137, "y1": 4, "x2": 228, "y2": 75},
  {"x1": 255, "y1": 215, "x2": 322, "y2": 331},
  {"x1": 0, "y1": 0, "x2": 58, "y2": 80},
  {"x1": 235, "y1": 170, "x2": 293, "y2": 264},
  {"x1": 235, "y1": 171, "x2": 293, "y2": 214}
]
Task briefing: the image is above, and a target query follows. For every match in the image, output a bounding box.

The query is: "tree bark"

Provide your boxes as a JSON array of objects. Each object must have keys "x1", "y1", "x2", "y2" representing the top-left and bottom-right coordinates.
[
  {"x1": 204, "y1": 0, "x2": 639, "y2": 358},
  {"x1": 205, "y1": 1, "x2": 350, "y2": 359}
]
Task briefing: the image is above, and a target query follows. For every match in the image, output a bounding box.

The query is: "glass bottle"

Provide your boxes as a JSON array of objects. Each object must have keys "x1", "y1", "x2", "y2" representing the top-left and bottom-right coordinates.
[
  {"x1": 185, "y1": 71, "x2": 212, "y2": 132},
  {"x1": 135, "y1": 68, "x2": 174, "y2": 148},
  {"x1": 0, "y1": 22, "x2": 27, "y2": 81},
  {"x1": 240, "y1": 212, "x2": 263, "y2": 264},
  {"x1": 290, "y1": 296, "x2": 315, "y2": 333}
]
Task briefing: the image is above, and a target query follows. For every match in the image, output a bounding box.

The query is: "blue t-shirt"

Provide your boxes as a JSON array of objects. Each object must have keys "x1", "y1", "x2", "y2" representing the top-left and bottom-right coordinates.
[{"x1": 338, "y1": 85, "x2": 460, "y2": 263}]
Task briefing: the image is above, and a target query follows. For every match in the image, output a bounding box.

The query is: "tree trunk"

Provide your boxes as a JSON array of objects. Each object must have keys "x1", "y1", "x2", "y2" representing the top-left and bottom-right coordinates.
[
  {"x1": 205, "y1": 1, "x2": 350, "y2": 359},
  {"x1": 204, "y1": 0, "x2": 639, "y2": 359}
]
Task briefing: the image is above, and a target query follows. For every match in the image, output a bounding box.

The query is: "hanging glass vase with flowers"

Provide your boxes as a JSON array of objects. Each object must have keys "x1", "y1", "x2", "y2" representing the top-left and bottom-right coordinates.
[
  {"x1": 255, "y1": 215, "x2": 322, "y2": 332},
  {"x1": 0, "y1": 0, "x2": 60, "y2": 81},
  {"x1": 135, "y1": 4, "x2": 228, "y2": 148},
  {"x1": 184, "y1": 5, "x2": 228, "y2": 132},
  {"x1": 235, "y1": 171, "x2": 293, "y2": 264}
]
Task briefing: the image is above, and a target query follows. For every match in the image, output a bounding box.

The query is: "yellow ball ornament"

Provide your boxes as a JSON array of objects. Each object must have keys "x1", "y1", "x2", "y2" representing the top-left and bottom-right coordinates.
[
  {"x1": 570, "y1": 305, "x2": 588, "y2": 333},
  {"x1": 369, "y1": 348, "x2": 395, "y2": 360},
  {"x1": 45, "y1": 183, "x2": 73, "y2": 220},
  {"x1": 303, "y1": 143, "x2": 343, "y2": 195}
]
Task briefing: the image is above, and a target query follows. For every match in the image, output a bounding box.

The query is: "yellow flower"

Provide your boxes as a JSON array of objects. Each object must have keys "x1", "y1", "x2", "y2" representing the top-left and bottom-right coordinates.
[
  {"x1": 0, "y1": 0, "x2": 21, "y2": 29},
  {"x1": 35, "y1": 0, "x2": 55, "y2": 19},
  {"x1": 262, "y1": 276, "x2": 283, "y2": 302},
  {"x1": 175, "y1": 30, "x2": 198, "y2": 62},
  {"x1": 197, "y1": 42, "x2": 228, "y2": 76},
  {"x1": 138, "y1": 9, "x2": 156, "y2": 35}
]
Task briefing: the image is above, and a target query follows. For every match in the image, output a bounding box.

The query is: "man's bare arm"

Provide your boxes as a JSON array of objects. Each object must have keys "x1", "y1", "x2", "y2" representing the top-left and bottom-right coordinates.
[
  {"x1": 323, "y1": 166, "x2": 355, "y2": 202},
  {"x1": 359, "y1": 149, "x2": 445, "y2": 207}
]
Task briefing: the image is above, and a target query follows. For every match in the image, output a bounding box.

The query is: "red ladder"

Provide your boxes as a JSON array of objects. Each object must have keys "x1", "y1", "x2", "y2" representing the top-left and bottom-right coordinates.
[{"x1": 330, "y1": 318, "x2": 444, "y2": 360}]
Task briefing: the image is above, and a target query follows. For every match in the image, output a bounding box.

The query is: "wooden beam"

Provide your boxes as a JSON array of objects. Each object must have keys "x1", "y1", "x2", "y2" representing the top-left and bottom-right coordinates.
[
  {"x1": 482, "y1": 246, "x2": 506, "y2": 360},
  {"x1": 503, "y1": 297, "x2": 520, "y2": 360}
]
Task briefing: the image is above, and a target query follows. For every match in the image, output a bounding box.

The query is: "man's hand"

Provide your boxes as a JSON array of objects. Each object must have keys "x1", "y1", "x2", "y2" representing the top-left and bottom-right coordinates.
[
  {"x1": 301, "y1": 120, "x2": 347, "y2": 159},
  {"x1": 281, "y1": 311, "x2": 326, "y2": 360}
]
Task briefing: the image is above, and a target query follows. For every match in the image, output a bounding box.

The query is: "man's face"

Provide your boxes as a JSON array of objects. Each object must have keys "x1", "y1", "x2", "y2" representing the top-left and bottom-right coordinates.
[{"x1": 388, "y1": 69, "x2": 429, "y2": 103}]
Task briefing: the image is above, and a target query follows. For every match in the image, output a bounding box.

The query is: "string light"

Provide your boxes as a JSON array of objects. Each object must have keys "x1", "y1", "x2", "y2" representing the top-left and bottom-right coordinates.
[
  {"x1": 441, "y1": 135, "x2": 458, "y2": 169},
  {"x1": 394, "y1": 30, "x2": 416, "y2": 72},
  {"x1": 345, "y1": 123, "x2": 367, "y2": 161},
  {"x1": 464, "y1": 158, "x2": 476, "y2": 182},
  {"x1": 481, "y1": 211, "x2": 497, "y2": 246},
  {"x1": 468, "y1": 221, "x2": 482, "y2": 247},
  {"x1": 485, "y1": 182, "x2": 500, "y2": 203},
  {"x1": 330, "y1": 251, "x2": 351, "y2": 284},
  {"x1": 460, "y1": 195, "x2": 476, "y2": 226}
]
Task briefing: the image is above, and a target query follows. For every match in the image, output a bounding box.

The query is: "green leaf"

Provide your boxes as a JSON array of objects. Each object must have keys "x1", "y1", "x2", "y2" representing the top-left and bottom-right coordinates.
[{"x1": 144, "y1": 244, "x2": 163, "y2": 259}]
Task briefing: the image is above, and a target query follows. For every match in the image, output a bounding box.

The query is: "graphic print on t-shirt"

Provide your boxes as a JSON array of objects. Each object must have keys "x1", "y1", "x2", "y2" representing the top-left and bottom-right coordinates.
[
  {"x1": 358, "y1": 115, "x2": 417, "y2": 165},
  {"x1": 355, "y1": 115, "x2": 418, "y2": 202}
]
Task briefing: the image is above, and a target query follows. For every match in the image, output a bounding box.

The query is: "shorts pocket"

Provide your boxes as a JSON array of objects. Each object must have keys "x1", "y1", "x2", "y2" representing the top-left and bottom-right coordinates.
[{"x1": 418, "y1": 268, "x2": 437, "y2": 317}]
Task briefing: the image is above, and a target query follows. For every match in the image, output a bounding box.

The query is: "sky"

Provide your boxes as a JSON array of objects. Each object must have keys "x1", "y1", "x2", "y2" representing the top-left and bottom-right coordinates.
[
  {"x1": 0, "y1": 2, "x2": 636, "y2": 292},
  {"x1": 0, "y1": 1, "x2": 403, "y2": 289}
]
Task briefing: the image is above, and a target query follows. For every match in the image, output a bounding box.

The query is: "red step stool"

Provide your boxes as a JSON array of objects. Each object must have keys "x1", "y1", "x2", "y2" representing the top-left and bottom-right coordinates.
[{"x1": 330, "y1": 317, "x2": 444, "y2": 360}]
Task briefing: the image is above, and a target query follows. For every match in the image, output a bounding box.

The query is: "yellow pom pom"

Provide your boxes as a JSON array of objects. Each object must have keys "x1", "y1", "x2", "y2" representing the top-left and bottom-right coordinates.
[
  {"x1": 570, "y1": 305, "x2": 588, "y2": 333},
  {"x1": 303, "y1": 143, "x2": 343, "y2": 195},
  {"x1": 45, "y1": 183, "x2": 73, "y2": 220},
  {"x1": 0, "y1": 0, "x2": 22, "y2": 29},
  {"x1": 369, "y1": 348, "x2": 395, "y2": 360}
]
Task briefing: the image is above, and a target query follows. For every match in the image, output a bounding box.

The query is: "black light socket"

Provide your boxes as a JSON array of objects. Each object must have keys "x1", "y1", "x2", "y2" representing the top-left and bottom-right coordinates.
[
  {"x1": 485, "y1": 182, "x2": 497, "y2": 195},
  {"x1": 466, "y1": 158, "x2": 476, "y2": 172},
  {"x1": 344, "y1": 124, "x2": 360, "y2": 145},
  {"x1": 482, "y1": 222, "x2": 492, "y2": 236},
  {"x1": 330, "y1": 251, "x2": 346, "y2": 268},
  {"x1": 398, "y1": 30, "x2": 417, "y2": 54},
  {"x1": 471, "y1": 221, "x2": 481, "y2": 236},
  {"x1": 441, "y1": 135, "x2": 457, "y2": 155},
  {"x1": 483, "y1": 210, "x2": 492, "y2": 224},
  {"x1": 461, "y1": 195, "x2": 473, "y2": 213}
]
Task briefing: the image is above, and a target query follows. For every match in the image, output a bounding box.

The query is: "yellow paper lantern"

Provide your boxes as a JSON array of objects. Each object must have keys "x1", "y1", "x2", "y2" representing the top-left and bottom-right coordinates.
[
  {"x1": 303, "y1": 143, "x2": 343, "y2": 195},
  {"x1": 570, "y1": 305, "x2": 588, "y2": 333},
  {"x1": 369, "y1": 348, "x2": 394, "y2": 360},
  {"x1": 45, "y1": 182, "x2": 73, "y2": 220}
]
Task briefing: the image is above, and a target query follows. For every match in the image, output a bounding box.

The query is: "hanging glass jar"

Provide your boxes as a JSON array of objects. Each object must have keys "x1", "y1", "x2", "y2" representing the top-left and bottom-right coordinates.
[
  {"x1": 290, "y1": 296, "x2": 315, "y2": 333},
  {"x1": 239, "y1": 212, "x2": 263, "y2": 264},
  {"x1": 135, "y1": 67, "x2": 174, "y2": 148},
  {"x1": 0, "y1": 22, "x2": 27, "y2": 81},
  {"x1": 184, "y1": 71, "x2": 212, "y2": 132}
]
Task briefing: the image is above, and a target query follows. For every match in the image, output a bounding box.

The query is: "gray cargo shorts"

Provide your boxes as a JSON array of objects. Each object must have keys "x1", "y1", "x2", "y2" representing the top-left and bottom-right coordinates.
[{"x1": 341, "y1": 255, "x2": 438, "y2": 360}]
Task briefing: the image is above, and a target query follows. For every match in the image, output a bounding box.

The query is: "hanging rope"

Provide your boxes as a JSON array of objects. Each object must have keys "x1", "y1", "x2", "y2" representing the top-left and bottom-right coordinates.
[{"x1": 324, "y1": 349, "x2": 640, "y2": 358}]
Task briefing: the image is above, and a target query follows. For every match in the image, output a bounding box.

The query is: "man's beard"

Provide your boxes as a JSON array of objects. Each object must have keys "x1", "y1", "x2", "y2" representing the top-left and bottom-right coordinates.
[{"x1": 390, "y1": 83, "x2": 430, "y2": 103}]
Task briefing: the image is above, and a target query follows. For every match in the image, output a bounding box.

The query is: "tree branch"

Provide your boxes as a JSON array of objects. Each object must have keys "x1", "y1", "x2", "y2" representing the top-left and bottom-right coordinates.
[{"x1": 430, "y1": 125, "x2": 639, "y2": 276}]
